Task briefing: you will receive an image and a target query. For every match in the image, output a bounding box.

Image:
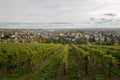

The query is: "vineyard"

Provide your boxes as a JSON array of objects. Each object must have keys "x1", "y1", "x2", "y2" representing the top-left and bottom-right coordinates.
[{"x1": 0, "y1": 43, "x2": 120, "y2": 80}]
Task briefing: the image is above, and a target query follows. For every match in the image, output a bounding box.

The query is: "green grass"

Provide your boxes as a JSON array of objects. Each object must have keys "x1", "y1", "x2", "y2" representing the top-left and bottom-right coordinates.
[
  {"x1": 68, "y1": 47, "x2": 80, "y2": 80},
  {"x1": 0, "y1": 67, "x2": 27, "y2": 80},
  {"x1": 111, "y1": 68, "x2": 120, "y2": 78}
]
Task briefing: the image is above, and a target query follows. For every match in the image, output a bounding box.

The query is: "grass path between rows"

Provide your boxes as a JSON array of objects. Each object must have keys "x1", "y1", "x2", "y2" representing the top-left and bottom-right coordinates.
[
  {"x1": 68, "y1": 47, "x2": 80, "y2": 80},
  {"x1": 54, "y1": 45, "x2": 69, "y2": 80}
]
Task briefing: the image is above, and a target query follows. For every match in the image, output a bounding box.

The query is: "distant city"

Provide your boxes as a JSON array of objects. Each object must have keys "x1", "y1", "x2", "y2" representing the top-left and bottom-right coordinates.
[{"x1": 0, "y1": 28, "x2": 120, "y2": 45}]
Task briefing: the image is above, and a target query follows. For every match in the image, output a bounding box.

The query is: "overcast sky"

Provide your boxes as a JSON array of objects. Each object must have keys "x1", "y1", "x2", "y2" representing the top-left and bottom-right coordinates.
[{"x1": 0, "y1": 0, "x2": 120, "y2": 28}]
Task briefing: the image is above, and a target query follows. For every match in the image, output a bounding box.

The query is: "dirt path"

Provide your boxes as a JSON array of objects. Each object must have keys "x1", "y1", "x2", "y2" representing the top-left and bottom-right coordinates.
[{"x1": 19, "y1": 48, "x2": 63, "y2": 80}]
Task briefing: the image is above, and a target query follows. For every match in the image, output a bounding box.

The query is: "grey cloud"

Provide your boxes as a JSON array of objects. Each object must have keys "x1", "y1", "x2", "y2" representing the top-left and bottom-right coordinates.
[
  {"x1": 100, "y1": 18, "x2": 113, "y2": 22},
  {"x1": 104, "y1": 13, "x2": 117, "y2": 17},
  {"x1": 93, "y1": 18, "x2": 113, "y2": 24},
  {"x1": 89, "y1": 17, "x2": 95, "y2": 21}
]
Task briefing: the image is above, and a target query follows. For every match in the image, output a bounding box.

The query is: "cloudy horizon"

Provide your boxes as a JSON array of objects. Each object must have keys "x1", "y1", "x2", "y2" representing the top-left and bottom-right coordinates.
[{"x1": 0, "y1": 0, "x2": 120, "y2": 29}]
